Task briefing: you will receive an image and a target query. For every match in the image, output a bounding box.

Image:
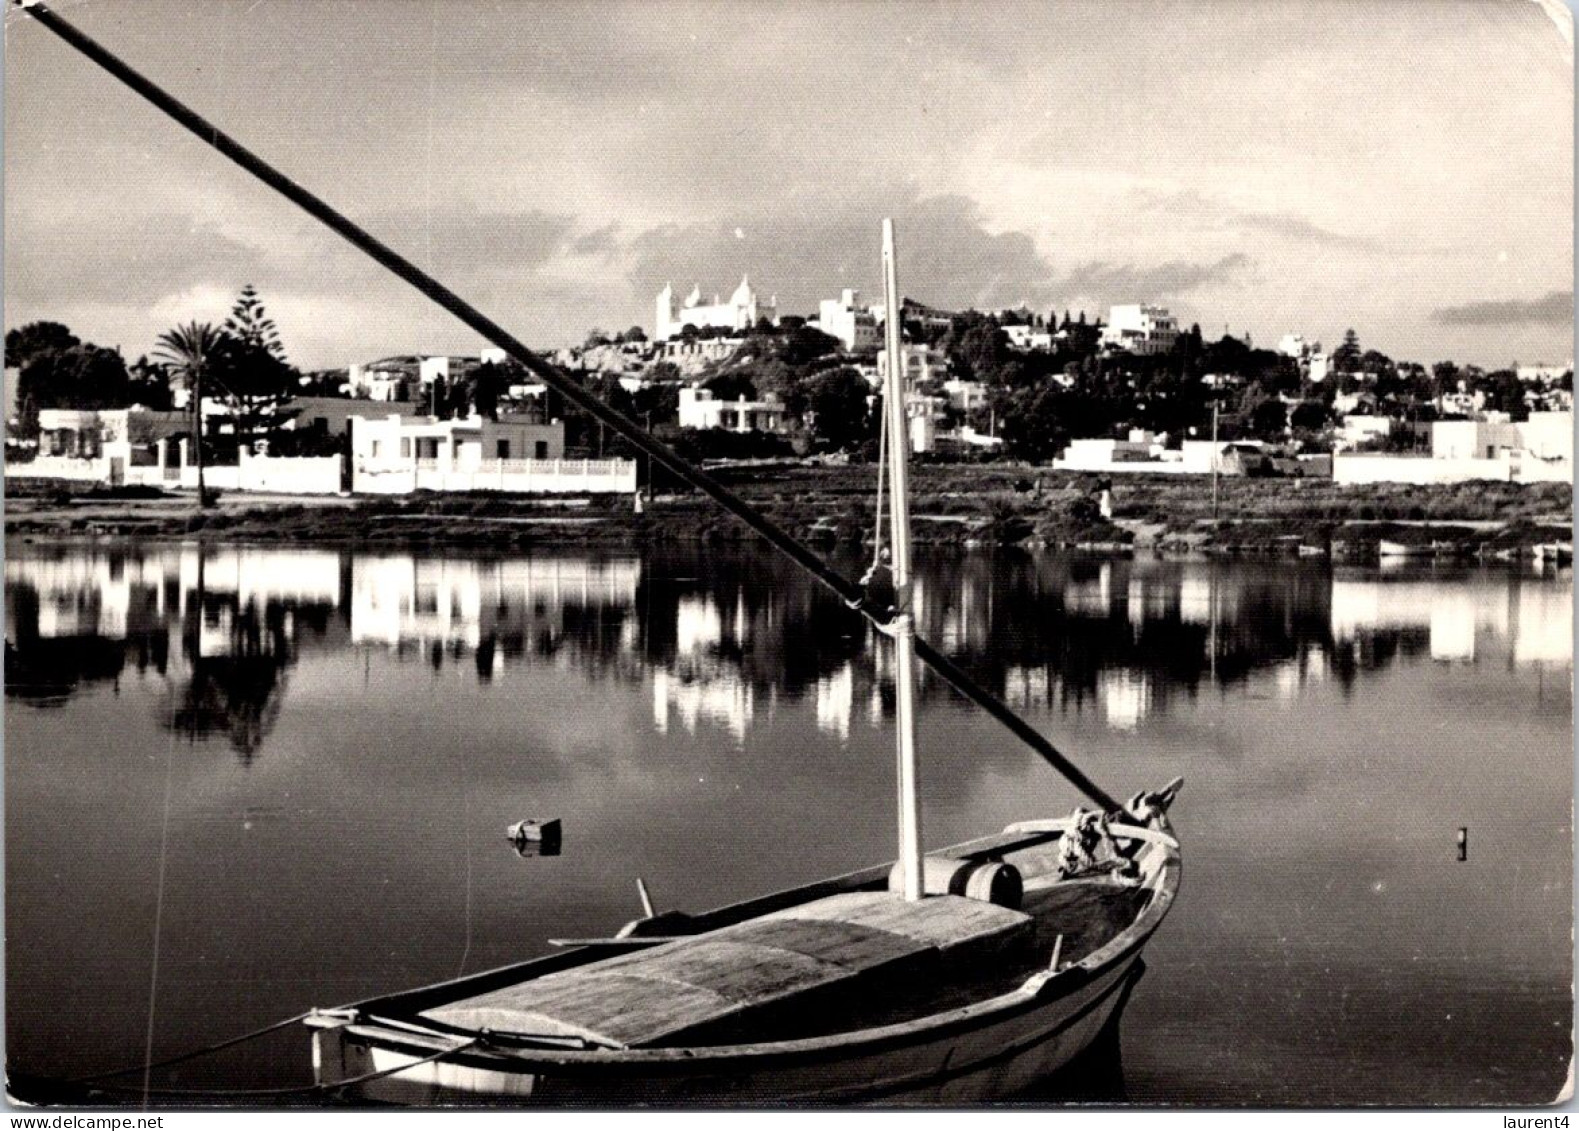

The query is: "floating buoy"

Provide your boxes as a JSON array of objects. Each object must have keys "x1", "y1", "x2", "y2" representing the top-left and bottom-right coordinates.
[{"x1": 507, "y1": 819, "x2": 562, "y2": 856}]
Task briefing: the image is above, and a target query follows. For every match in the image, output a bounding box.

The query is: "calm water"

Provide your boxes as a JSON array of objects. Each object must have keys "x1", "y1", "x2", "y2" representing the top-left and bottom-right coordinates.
[{"x1": 5, "y1": 538, "x2": 1572, "y2": 1105}]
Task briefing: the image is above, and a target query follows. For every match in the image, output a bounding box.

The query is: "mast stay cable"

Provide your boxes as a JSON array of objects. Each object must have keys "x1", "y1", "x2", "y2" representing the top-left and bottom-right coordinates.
[{"x1": 16, "y1": 0, "x2": 1123, "y2": 817}]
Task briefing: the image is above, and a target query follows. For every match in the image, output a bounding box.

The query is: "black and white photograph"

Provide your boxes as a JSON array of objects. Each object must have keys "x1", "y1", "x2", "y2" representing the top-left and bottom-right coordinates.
[{"x1": 2, "y1": 0, "x2": 1573, "y2": 1111}]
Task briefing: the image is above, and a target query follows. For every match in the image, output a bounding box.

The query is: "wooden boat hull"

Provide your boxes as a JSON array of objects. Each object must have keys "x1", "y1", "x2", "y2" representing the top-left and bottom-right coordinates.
[
  {"x1": 308, "y1": 817, "x2": 1180, "y2": 1105},
  {"x1": 314, "y1": 952, "x2": 1145, "y2": 1104}
]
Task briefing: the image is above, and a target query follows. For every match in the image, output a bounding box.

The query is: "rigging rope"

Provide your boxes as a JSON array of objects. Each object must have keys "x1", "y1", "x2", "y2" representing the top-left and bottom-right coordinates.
[
  {"x1": 16, "y1": 0, "x2": 1124, "y2": 817},
  {"x1": 871, "y1": 393, "x2": 887, "y2": 569}
]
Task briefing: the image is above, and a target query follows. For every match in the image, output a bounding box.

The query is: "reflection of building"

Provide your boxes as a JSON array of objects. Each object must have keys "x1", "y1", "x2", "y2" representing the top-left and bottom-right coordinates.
[
  {"x1": 815, "y1": 663, "x2": 855, "y2": 742},
  {"x1": 1329, "y1": 577, "x2": 1572, "y2": 666},
  {"x1": 350, "y1": 555, "x2": 641, "y2": 657},
  {"x1": 653, "y1": 593, "x2": 756, "y2": 742},
  {"x1": 652, "y1": 667, "x2": 754, "y2": 744},
  {"x1": 1099, "y1": 669, "x2": 1150, "y2": 731}
]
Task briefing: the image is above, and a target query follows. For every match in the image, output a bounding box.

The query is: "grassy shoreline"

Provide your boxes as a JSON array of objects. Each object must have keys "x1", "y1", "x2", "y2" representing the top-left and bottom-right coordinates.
[{"x1": 5, "y1": 466, "x2": 1571, "y2": 558}]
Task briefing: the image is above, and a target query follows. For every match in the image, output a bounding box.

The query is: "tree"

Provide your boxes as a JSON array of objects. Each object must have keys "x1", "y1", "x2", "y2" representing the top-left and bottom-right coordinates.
[
  {"x1": 802, "y1": 367, "x2": 872, "y2": 451},
  {"x1": 1248, "y1": 397, "x2": 1289, "y2": 440},
  {"x1": 154, "y1": 322, "x2": 226, "y2": 507},
  {"x1": 779, "y1": 325, "x2": 841, "y2": 368},
  {"x1": 471, "y1": 361, "x2": 509, "y2": 421},
  {"x1": 940, "y1": 312, "x2": 1010, "y2": 383},
  {"x1": 1431, "y1": 361, "x2": 1462, "y2": 399},
  {"x1": 1290, "y1": 401, "x2": 1329, "y2": 433},
  {"x1": 6, "y1": 321, "x2": 79, "y2": 370},
  {"x1": 15, "y1": 344, "x2": 131, "y2": 429},
  {"x1": 127, "y1": 355, "x2": 175, "y2": 410},
  {"x1": 1331, "y1": 328, "x2": 1362, "y2": 374},
  {"x1": 703, "y1": 371, "x2": 757, "y2": 401},
  {"x1": 213, "y1": 285, "x2": 299, "y2": 447}
]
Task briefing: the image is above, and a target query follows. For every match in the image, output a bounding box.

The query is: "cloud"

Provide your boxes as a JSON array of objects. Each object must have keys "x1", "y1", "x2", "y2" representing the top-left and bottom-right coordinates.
[
  {"x1": 570, "y1": 224, "x2": 621, "y2": 257},
  {"x1": 1060, "y1": 253, "x2": 1251, "y2": 300},
  {"x1": 626, "y1": 193, "x2": 1058, "y2": 315},
  {"x1": 364, "y1": 207, "x2": 576, "y2": 272},
  {"x1": 4, "y1": 214, "x2": 266, "y2": 307},
  {"x1": 1235, "y1": 213, "x2": 1377, "y2": 250},
  {"x1": 1431, "y1": 290, "x2": 1573, "y2": 326}
]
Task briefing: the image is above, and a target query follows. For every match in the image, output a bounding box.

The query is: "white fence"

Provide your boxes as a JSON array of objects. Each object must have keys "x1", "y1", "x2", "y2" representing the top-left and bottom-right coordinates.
[
  {"x1": 354, "y1": 457, "x2": 636, "y2": 496},
  {"x1": 8, "y1": 449, "x2": 342, "y2": 494}
]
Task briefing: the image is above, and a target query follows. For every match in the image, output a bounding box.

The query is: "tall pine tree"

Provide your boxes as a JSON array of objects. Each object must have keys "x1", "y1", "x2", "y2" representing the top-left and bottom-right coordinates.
[{"x1": 214, "y1": 284, "x2": 299, "y2": 448}]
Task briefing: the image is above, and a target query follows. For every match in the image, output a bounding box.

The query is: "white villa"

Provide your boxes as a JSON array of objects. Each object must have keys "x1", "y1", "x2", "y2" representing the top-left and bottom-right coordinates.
[
  {"x1": 814, "y1": 289, "x2": 880, "y2": 352},
  {"x1": 677, "y1": 385, "x2": 788, "y2": 433},
  {"x1": 656, "y1": 277, "x2": 777, "y2": 341},
  {"x1": 1102, "y1": 305, "x2": 1179, "y2": 356}
]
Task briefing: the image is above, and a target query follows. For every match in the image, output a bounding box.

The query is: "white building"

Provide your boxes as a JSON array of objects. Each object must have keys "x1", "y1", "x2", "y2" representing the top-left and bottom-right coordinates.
[
  {"x1": 1517, "y1": 362, "x2": 1573, "y2": 385},
  {"x1": 874, "y1": 343, "x2": 949, "y2": 387},
  {"x1": 677, "y1": 385, "x2": 789, "y2": 433},
  {"x1": 1336, "y1": 414, "x2": 1394, "y2": 451},
  {"x1": 1277, "y1": 333, "x2": 1323, "y2": 360},
  {"x1": 1004, "y1": 324, "x2": 1054, "y2": 352},
  {"x1": 1102, "y1": 305, "x2": 1179, "y2": 356},
  {"x1": 349, "y1": 413, "x2": 636, "y2": 495},
  {"x1": 942, "y1": 377, "x2": 990, "y2": 413},
  {"x1": 656, "y1": 277, "x2": 777, "y2": 341},
  {"x1": 814, "y1": 289, "x2": 880, "y2": 352}
]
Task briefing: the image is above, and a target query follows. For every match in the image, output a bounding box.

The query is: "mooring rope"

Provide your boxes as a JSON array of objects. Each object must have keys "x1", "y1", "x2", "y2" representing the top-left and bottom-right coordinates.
[
  {"x1": 69, "y1": 1010, "x2": 319, "y2": 1085},
  {"x1": 65, "y1": 1035, "x2": 485, "y2": 1101}
]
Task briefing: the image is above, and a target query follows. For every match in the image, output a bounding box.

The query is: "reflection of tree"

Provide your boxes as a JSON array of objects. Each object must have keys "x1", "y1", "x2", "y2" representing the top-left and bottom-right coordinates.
[
  {"x1": 161, "y1": 563, "x2": 294, "y2": 763},
  {"x1": 167, "y1": 656, "x2": 286, "y2": 762}
]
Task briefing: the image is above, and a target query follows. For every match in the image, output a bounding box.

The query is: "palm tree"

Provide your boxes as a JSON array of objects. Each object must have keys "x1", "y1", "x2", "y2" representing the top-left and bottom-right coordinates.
[{"x1": 154, "y1": 322, "x2": 225, "y2": 507}]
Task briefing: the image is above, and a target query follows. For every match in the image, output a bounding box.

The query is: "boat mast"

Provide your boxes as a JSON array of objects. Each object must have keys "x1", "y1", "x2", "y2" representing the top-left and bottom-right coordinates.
[{"x1": 881, "y1": 219, "x2": 925, "y2": 902}]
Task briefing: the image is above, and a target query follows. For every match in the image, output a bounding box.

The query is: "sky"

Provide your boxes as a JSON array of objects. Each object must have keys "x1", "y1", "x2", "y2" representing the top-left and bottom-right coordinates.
[{"x1": 4, "y1": 0, "x2": 1574, "y2": 370}]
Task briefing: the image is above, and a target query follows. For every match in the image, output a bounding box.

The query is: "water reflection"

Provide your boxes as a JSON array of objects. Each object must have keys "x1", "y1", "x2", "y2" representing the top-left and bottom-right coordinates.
[
  {"x1": 4, "y1": 539, "x2": 1570, "y2": 1104},
  {"x1": 6, "y1": 544, "x2": 1570, "y2": 756}
]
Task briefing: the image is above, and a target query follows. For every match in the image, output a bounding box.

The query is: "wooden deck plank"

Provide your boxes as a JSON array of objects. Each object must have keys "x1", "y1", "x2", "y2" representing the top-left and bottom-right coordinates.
[
  {"x1": 423, "y1": 892, "x2": 1033, "y2": 1049},
  {"x1": 764, "y1": 892, "x2": 1030, "y2": 954},
  {"x1": 713, "y1": 917, "x2": 929, "y2": 972}
]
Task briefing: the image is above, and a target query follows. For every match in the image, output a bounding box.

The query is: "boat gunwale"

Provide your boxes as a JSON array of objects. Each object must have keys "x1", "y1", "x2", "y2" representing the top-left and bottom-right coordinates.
[{"x1": 311, "y1": 816, "x2": 1180, "y2": 1071}]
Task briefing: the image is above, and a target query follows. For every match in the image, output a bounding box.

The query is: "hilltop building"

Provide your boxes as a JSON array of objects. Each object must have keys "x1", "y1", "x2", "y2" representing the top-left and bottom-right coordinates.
[
  {"x1": 1101, "y1": 305, "x2": 1179, "y2": 355},
  {"x1": 656, "y1": 277, "x2": 777, "y2": 341},
  {"x1": 813, "y1": 289, "x2": 880, "y2": 351}
]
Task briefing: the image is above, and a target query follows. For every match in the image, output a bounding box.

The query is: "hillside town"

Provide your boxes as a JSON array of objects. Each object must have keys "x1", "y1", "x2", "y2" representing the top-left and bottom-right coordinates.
[{"x1": 5, "y1": 276, "x2": 1572, "y2": 500}]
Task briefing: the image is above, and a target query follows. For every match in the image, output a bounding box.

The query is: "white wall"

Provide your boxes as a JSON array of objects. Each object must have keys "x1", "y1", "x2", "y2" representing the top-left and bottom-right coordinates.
[
  {"x1": 354, "y1": 457, "x2": 636, "y2": 496},
  {"x1": 1333, "y1": 455, "x2": 1512, "y2": 485}
]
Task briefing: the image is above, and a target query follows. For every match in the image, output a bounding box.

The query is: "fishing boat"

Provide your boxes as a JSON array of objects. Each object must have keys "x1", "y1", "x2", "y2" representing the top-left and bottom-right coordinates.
[
  {"x1": 304, "y1": 223, "x2": 1183, "y2": 1104},
  {"x1": 17, "y1": 4, "x2": 1185, "y2": 1104}
]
